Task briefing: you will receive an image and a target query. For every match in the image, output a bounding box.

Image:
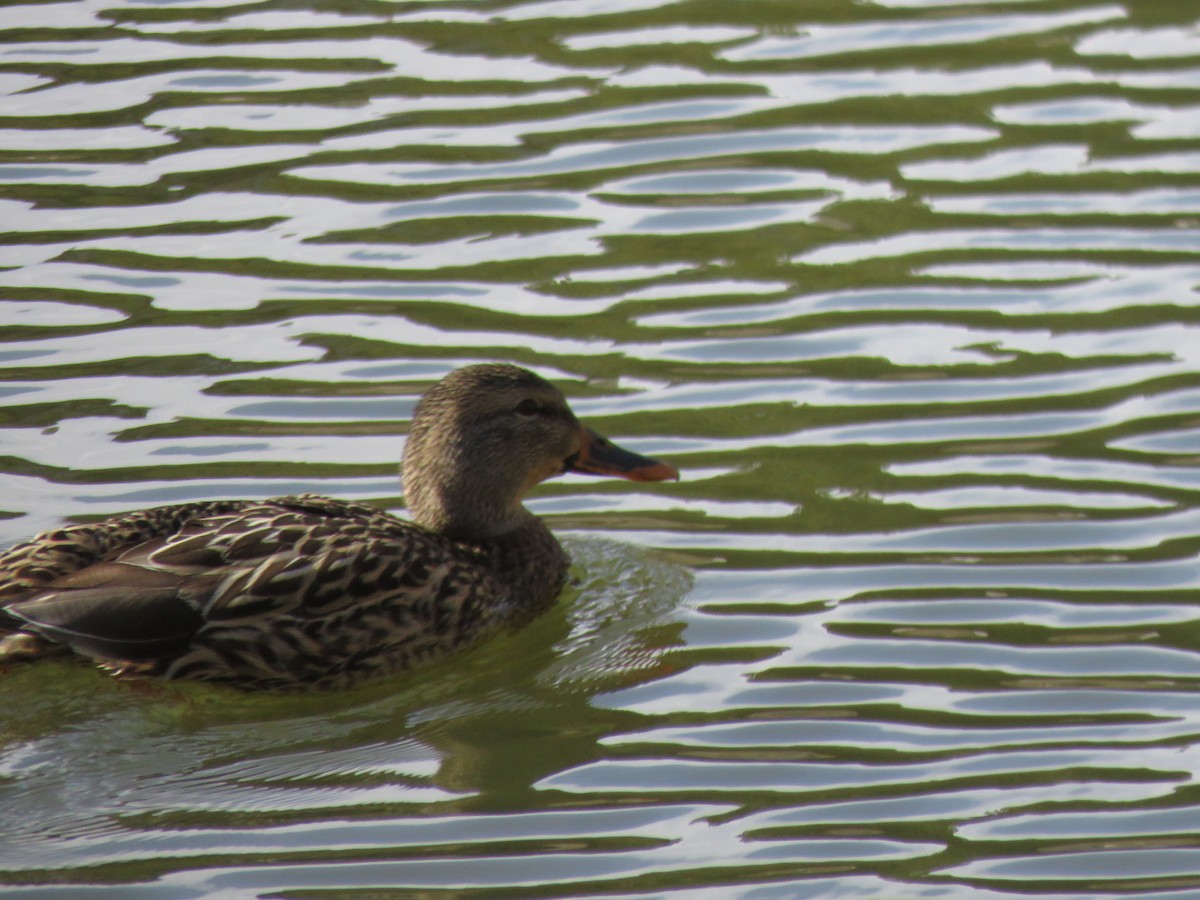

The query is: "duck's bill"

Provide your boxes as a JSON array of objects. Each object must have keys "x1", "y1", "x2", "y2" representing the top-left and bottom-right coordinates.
[{"x1": 569, "y1": 428, "x2": 679, "y2": 482}]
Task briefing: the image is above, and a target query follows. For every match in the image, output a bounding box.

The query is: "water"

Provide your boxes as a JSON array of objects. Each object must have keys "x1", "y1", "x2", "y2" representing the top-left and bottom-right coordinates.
[{"x1": 1, "y1": 0, "x2": 1199, "y2": 895}]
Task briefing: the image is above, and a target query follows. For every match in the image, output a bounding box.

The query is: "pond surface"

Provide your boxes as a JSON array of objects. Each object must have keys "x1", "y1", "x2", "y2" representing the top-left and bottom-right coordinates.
[{"x1": 2, "y1": 0, "x2": 1200, "y2": 896}]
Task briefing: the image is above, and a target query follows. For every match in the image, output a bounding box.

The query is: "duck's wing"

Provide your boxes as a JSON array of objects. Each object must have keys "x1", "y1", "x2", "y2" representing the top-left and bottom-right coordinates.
[
  {"x1": 3, "y1": 495, "x2": 474, "y2": 665},
  {"x1": 1, "y1": 567, "x2": 209, "y2": 661},
  {"x1": 0, "y1": 499, "x2": 253, "y2": 653},
  {"x1": 0, "y1": 499, "x2": 253, "y2": 605}
]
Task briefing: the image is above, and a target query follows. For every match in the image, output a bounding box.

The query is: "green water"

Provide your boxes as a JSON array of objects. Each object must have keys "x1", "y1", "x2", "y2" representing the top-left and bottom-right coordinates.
[{"x1": 2, "y1": 0, "x2": 1200, "y2": 895}]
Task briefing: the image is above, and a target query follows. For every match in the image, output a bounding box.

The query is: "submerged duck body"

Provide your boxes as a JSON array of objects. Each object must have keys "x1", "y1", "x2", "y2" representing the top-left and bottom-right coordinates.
[{"x1": 0, "y1": 364, "x2": 677, "y2": 689}]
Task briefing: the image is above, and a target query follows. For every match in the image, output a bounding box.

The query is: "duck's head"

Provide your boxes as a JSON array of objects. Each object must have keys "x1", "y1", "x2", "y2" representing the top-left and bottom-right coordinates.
[{"x1": 402, "y1": 364, "x2": 678, "y2": 541}]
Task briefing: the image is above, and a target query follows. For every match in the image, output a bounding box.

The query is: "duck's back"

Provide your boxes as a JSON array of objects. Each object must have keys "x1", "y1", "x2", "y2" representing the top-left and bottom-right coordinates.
[{"x1": 0, "y1": 495, "x2": 560, "y2": 689}]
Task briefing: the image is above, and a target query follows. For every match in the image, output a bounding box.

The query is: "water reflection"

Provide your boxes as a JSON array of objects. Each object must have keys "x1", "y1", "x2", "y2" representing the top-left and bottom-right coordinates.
[{"x1": 723, "y1": 7, "x2": 1124, "y2": 60}]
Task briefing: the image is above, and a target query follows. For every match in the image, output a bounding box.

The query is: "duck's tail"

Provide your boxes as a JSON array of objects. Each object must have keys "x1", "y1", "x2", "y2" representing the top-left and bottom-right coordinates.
[{"x1": 0, "y1": 629, "x2": 63, "y2": 664}]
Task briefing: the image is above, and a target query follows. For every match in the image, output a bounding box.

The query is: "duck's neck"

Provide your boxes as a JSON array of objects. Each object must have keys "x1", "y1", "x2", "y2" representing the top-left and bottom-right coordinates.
[
  {"x1": 402, "y1": 450, "x2": 532, "y2": 544},
  {"x1": 420, "y1": 494, "x2": 534, "y2": 545}
]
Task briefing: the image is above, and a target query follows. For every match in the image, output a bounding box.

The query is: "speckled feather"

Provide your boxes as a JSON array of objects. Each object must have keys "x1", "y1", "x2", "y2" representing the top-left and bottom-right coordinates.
[
  {"x1": 0, "y1": 494, "x2": 566, "y2": 689},
  {"x1": 0, "y1": 365, "x2": 674, "y2": 690}
]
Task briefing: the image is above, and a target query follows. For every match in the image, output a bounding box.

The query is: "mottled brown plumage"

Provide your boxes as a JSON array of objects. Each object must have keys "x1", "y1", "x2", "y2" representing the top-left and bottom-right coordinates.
[{"x1": 0, "y1": 364, "x2": 678, "y2": 689}]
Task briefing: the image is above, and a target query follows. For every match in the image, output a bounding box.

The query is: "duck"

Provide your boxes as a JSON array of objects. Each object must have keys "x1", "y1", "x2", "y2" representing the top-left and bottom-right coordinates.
[{"x1": 0, "y1": 364, "x2": 678, "y2": 690}]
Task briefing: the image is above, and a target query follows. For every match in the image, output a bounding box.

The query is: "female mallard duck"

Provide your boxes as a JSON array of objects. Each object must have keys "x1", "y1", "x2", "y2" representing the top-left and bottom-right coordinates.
[{"x1": 0, "y1": 364, "x2": 678, "y2": 689}]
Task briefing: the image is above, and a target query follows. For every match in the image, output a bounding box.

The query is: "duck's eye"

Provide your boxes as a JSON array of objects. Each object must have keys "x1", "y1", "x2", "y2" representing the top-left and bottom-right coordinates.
[{"x1": 515, "y1": 398, "x2": 540, "y2": 417}]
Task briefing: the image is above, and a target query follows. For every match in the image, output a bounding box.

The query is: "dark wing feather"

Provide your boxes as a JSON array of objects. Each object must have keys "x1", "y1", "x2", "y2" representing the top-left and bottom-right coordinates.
[{"x1": 6, "y1": 573, "x2": 206, "y2": 661}]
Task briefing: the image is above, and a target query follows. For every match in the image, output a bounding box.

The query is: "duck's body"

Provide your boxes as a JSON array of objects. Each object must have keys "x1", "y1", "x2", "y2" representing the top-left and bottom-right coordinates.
[
  {"x1": 0, "y1": 495, "x2": 565, "y2": 690},
  {"x1": 0, "y1": 365, "x2": 676, "y2": 689}
]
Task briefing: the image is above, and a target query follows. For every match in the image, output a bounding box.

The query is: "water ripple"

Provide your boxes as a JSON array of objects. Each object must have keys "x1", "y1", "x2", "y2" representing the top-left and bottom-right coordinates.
[{"x1": 2, "y1": 0, "x2": 1200, "y2": 896}]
